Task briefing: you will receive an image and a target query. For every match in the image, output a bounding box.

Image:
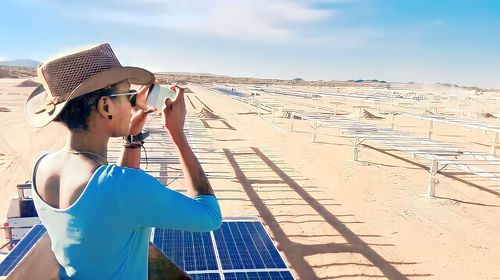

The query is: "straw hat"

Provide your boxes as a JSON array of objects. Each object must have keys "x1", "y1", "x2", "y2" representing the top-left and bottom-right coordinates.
[{"x1": 25, "y1": 43, "x2": 155, "y2": 127}]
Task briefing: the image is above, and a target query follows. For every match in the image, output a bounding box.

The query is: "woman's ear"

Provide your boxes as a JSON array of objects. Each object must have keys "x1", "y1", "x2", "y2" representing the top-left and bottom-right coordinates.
[{"x1": 97, "y1": 96, "x2": 112, "y2": 119}]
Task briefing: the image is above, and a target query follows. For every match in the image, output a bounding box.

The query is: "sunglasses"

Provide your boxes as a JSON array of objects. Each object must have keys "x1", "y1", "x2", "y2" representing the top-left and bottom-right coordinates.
[{"x1": 108, "y1": 90, "x2": 138, "y2": 107}]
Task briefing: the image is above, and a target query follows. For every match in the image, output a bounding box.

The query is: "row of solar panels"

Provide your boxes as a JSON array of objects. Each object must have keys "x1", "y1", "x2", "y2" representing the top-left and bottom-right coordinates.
[
  {"x1": 152, "y1": 219, "x2": 294, "y2": 279},
  {"x1": 1, "y1": 220, "x2": 294, "y2": 279}
]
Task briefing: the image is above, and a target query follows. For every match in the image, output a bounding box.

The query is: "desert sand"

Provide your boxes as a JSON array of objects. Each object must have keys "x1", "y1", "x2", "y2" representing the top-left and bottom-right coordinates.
[{"x1": 1, "y1": 77, "x2": 499, "y2": 279}]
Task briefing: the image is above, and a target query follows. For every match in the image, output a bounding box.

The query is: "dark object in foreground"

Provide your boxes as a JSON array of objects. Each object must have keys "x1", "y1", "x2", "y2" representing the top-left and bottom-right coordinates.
[{"x1": 148, "y1": 242, "x2": 191, "y2": 280}]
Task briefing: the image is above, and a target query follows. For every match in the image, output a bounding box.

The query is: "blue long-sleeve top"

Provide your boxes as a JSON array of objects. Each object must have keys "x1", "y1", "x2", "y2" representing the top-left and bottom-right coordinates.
[{"x1": 32, "y1": 161, "x2": 222, "y2": 279}]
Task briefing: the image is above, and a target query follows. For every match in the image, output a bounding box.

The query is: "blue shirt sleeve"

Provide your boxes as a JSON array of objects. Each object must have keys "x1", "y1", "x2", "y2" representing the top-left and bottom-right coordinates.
[{"x1": 117, "y1": 167, "x2": 222, "y2": 232}]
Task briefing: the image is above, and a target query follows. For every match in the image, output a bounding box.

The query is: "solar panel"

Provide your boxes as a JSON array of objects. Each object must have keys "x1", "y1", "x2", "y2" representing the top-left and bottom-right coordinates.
[
  {"x1": 152, "y1": 228, "x2": 218, "y2": 271},
  {"x1": 152, "y1": 219, "x2": 294, "y2": 279},
  {"x1": 224, "y1": 271, "x2": 294, "y2": 280},
  {"x1": 190, "y1": 273, "x2": 223, "y2": 280},
  {"x1": 0, "y1": 224, "x2": 46, "y2": 276},
  {"x1": 214, "y1": 222, "x2": 287, "y2": 270}
]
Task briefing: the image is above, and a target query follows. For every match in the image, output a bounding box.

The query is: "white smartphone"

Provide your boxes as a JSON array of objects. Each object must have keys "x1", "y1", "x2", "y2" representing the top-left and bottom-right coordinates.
[{"x1": 147, "y1": 84, "x2": 177, "y2": 109}]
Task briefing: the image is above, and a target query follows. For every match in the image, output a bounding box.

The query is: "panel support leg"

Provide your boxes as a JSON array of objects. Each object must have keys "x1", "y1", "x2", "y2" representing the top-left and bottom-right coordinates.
[
  {"x1": 427, "y1": 160, "x2": 438, "y2": 197},
  {"x1": 428, "y1": 120, "x2": 434, "y2": 140},
  {"x1": 311, "y1": 122, "x2": 318, "y2": 143},
  {"x1": 353, "y1": 137, "x2": 360, "y2": 161},
  {"x1": 491, "y1": 132, "x2": 499, "y2": 156}
]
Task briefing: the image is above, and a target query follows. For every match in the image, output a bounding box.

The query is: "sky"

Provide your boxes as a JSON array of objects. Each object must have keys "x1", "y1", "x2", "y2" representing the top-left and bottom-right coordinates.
[{"x1": 1, "y1": 0, "x2": 499, "y2": 88}]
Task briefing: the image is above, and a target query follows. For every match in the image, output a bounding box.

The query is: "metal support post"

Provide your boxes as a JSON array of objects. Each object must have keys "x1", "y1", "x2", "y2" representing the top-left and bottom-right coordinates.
[
  {"x1": 311, "y1": 122, "x2": 318, "y2": 143},
  {"x1": 427, "y1": 160, "x2": 438, "y2": 197},
  {"x1": 428, "y1": 120, "x2": 434, "y2": 140},
  {"x1": 492, "y1": 131, "x2": 499, "y2": 156},
  {"x1": 353, "y1": 137, "x2": 360, "y2": 161}
]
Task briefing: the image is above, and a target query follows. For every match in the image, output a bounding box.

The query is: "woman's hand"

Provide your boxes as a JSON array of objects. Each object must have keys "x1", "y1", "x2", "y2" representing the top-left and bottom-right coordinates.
[
  {"x1": 162, "y1": 86, "x2": 186, "y2": 140},
  {"x1": 129, "y1": 81, "x2": 158, "y2": 135}
]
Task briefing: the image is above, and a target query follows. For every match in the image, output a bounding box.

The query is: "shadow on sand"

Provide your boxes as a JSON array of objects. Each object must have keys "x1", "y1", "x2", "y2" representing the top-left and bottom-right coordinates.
[{"x1": 223, "y1": 147, "x2": 432, "y2": 279}]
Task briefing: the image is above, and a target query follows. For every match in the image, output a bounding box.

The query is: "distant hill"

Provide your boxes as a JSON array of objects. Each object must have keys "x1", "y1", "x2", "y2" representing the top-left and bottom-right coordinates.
[
  {"x1": 0, "y1": 59, "x2": 41, "y2": 68},
  {"x1": 0, "y1": 66, "x2": 37, "y2": 78}
]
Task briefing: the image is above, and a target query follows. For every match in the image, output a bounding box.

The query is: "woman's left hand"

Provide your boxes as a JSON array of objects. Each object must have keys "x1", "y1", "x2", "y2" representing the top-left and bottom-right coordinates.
[{"x1": 129, "y1": 82, "x2": 158, "y2": 135}]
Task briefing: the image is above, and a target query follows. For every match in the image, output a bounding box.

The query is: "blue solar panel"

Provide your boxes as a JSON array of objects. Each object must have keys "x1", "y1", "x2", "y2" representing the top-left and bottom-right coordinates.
[
  {"x1": 152, "y1": 228, "x2": 218, "y2": 271},
  {"x1": 214, "y1": 222, "x2": 287, "y2": 270},
  {"x1": 190, "y1": 273, "x2": 222, "y2": 280},
  {"x1": 0, "y1": 224, "x2": 46, "y2": 276},
  {"x1": 214, "y1": 88, "x2": 249, "y2": 97},
  {"x1": 153, "y1": 220, "x2": 294, "y2": 279},
  {"x1": 224, "y1": 271, "x2": 294, "y2": 280}
]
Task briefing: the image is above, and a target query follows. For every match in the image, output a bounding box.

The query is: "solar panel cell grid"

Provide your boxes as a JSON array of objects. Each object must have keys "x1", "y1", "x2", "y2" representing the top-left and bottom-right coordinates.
[
  {"x1": 214, "y1": 222, "x2": 287, "y2": 270},
  {"x1": 218, "y1": 222, "x2": 286, "y2": 270},
  {"x1": 252, "y1": 222, "x2": 287, "y2": 268},
  {"x1": 151, "y1": 220, "x2": 295, "y2": 279},
  {"x1": 224, "y1": 271, "x2": 294, "y2": 280},
  {"x1": 190, "y1": 273, "x2": 222, "y2": 280},
  {"x1": 152, "y1": 229, "x2": 218, "y2": 271}
]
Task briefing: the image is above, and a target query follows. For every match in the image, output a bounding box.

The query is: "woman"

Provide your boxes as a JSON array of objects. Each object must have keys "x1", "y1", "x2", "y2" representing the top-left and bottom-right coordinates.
[{"x1": 24, "y1": 43, "x2": 222, "y2": 279}]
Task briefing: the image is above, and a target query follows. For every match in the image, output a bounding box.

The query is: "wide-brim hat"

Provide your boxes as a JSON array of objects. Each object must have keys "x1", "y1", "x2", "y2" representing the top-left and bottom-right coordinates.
[{"x1": 25, "y1": 43, "x2": 155, "y2": 127}]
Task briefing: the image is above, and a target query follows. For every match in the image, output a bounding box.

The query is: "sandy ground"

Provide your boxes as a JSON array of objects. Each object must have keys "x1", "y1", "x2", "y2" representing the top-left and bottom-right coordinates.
[{"x1": 1, "y1": 78, "x2": 499, "y2": 279}]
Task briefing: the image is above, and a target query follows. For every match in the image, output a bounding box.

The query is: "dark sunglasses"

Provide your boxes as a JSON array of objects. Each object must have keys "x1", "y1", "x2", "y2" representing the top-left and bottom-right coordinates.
[{"x1": 108, "y1": 90, "x2": 138, "y2": 107}]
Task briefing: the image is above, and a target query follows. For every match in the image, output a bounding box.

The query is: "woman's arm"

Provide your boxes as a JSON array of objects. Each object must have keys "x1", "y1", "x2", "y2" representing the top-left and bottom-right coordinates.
[
  {"x1": 117, "y1": 146, "x2": 141, "y2": 168},
  {"x1": 118, "y1": 86, "x2": 221, "y2": 231},
  {"x1": 118, "y1": 169, "x2": 222, "y2": 231},
  {"x1": 171, "y1": 133, "x2": 214, "y2": 196},
  {"x1": 117, "y1": 84, "x2": 155, "y2": 169},
  {"x1": 163, "y1": 87, "x2": 215, "y2": 197}
]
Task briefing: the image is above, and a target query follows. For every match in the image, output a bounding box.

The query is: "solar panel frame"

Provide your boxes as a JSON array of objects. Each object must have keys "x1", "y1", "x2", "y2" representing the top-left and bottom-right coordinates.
[
  {"x1": 190, "y1": 273, "x2": 223, "y2": 280},
  {"x1": 224, "y1": 271, "x2": 294, "y2": 280},
  {"x1": 0, "y1": 224, "x2": 46, "y2": 276}
]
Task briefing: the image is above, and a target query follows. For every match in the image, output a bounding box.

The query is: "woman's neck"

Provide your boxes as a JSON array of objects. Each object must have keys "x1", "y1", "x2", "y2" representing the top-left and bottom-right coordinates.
[{"x1": 63, "y1": 129, "x2": 109, "y2": 159}]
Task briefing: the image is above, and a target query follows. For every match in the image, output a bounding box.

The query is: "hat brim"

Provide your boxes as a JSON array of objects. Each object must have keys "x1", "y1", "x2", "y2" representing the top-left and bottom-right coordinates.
[{"x1": 25, "y1": 66, "x2": 155, "y2": 128}]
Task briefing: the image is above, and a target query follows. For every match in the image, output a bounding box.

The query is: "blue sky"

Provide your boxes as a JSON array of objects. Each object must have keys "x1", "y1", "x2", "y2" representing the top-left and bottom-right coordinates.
[{"x1": 1, "y1": 0, "x2": 499, "y2": 88}]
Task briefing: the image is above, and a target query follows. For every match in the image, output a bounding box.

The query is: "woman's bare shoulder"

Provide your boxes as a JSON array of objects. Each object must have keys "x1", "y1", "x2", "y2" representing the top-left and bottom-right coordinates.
[{"x1": 35, "y1": 151, "x2": 100, "y2": 209}]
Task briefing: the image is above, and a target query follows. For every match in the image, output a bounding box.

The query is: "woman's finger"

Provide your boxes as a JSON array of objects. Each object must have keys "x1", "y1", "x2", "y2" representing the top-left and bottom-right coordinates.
[
  {"x1": 138, "y1": 84, "x2": 151, "y2": 96},
  {"x1": 164, "y1": 98, "x2": 173, "y2": 111},
  {"x1": 144, "y1": 107, "x2": 157, "y2": 114}
]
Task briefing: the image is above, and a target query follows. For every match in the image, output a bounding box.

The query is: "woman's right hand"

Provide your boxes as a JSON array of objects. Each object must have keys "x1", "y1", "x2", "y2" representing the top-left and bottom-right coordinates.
[{"x1": 162, "y1": 86, "x2": 187, "y2": 140}]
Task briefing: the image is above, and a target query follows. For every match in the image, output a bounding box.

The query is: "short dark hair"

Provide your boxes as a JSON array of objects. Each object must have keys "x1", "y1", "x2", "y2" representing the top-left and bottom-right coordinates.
[{"x1": 54, "y1": 86, "x2": 117, "y2": 131}]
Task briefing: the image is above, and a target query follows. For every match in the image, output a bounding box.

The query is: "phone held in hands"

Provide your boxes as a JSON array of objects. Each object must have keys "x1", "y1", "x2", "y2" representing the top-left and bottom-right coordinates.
[{"x1": 147, "y1": 84, "x2": 177, "y2": 110}]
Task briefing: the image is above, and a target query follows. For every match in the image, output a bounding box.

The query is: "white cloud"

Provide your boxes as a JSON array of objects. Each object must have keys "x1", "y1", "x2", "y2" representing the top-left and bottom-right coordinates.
[
  {"x1": 50, "y1": 0, "x2": 335, "y2": 41},
  {"x1": 298, "y1": 27, "x2": 387, "y2": 49},
  {"x1": 114, "y1": 45, "x2": 245, "y2": 75}
]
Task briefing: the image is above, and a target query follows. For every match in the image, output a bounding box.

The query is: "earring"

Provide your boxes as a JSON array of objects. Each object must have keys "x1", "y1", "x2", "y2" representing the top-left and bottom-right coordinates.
[{"x1": 108, "y1": 115, "x2": 113, "y2": 120}]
